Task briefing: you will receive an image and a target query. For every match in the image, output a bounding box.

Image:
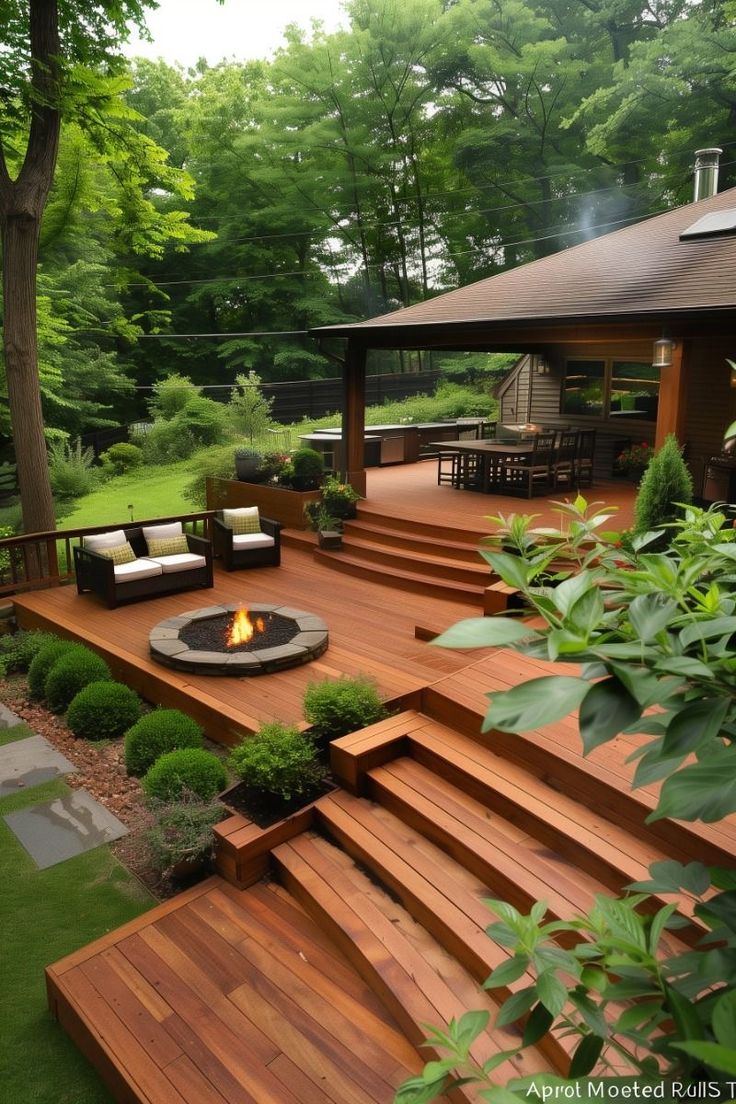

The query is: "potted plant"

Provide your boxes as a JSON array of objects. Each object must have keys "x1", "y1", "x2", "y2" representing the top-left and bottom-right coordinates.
[
  {"x1": 145, "y1": 789, "x2": 224, "y2": 882},
  {"x1": 612, "y1": 440, "x2": 654, "y2": 481},
  {"x1": 304, "y1": 502, "x2": 344, "y2": 549},
  {"x1": 320, "y1": 476, "x2": 360, "y2": 520},
  {"x1": 234, "y1": 447, "x2": 265, "y2": 482}
]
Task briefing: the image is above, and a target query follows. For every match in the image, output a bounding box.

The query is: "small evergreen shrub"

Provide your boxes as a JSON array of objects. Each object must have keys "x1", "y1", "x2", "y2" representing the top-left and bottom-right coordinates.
[
  {"x1": 290, "y1": 447, "x2": 324, "y2": 490},
  {"x1": 142, "y1": 418, "x2": 197, "y2": 464},
  {"x1": 99, "y1": 442, "x2": 144, "y2": 475},
  {"x1": 182, "y1": 443, "x2": 237, "y2": 509},
  {"x1": 148, "y1": 373, "x2": 202, "y2": 420},
  {"x1": 142, "y1": 748, "x2": 227, "y2": 801},
  {"x1": 0, "y1": 629, "x2": 59, "y2": 675},
  {"x1": 27, "y1": 640, "x2": 85, "y2": 699},
  {"x1": 124, "y1": 709, "x2": 204, "y2": 776},
  {"x1": 44, "y1": 650, "x2": 111, "y2": 713},
  {"x1": 66, "y1": 681, "x2": 142, "y2": 740},
  {"x1": 303, "y1": 676, "x2": 389, "y2": 743},
  {"x1": 228, "y1": 723, "x2": 326, "y2": 800},
  {"x1": 48, "y1": 438, "x2": 101, "y2": 499},
  {"x1": 145, "y1": 790, "x2": 223, "y2": 872},
  {"x1": 172, "y1": 396, "x2": 228, "y2": 448},
  {"x1": 633, "y1": 434, "x2": 694, "y2": 536}
]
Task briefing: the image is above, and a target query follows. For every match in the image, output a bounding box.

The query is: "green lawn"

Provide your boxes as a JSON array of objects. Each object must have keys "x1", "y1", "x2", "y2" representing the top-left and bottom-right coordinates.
[
  {"x1": 0, "y1": 753, "x2": 155, "y2": 1104},
  {"x1": 59, "y1": 460, "x2": 194, "y2": 529}
]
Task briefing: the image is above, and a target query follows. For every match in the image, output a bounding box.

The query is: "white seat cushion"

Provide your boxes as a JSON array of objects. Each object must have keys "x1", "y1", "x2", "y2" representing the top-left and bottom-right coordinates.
[
  {"x1": 231, "y1": 533, "x2": 275, "y2": 551},
  {"x1": 83, "y1": 529, "x2": 128, "y2": 552},
  {"x1": 141, "y1": 521, "x2": 183, "y2": 543},
  {"x1": 113, "y1": 558, "x2": 163, "y2": 582},
  {"x1": 149, "y1": 553, "x2": 207, "y2": 574}
]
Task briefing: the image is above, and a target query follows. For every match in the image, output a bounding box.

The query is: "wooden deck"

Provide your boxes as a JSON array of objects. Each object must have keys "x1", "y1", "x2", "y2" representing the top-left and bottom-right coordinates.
[{"x1": 13, "y1": 543, "x2": 482, "y2": 744}]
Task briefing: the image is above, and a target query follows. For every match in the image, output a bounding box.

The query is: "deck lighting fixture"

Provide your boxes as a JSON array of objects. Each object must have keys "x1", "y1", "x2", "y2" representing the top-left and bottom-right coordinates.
[{"x1": 653, "y1": 336, "x2": 676, "y2": 369}]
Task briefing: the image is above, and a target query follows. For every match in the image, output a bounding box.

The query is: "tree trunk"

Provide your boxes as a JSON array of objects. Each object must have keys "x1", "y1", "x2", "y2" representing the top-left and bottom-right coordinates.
[{"x1": 0, "y1": 0, "x2": 61, "y2": 534}]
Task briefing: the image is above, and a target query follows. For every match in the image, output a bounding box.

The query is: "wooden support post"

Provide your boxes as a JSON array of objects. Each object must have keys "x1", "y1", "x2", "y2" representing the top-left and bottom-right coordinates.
[
  {"x1": 655, "y1": 339, "x2": 687, "y2": 448},
  {"x1": 341, "y1": 340, "x2": 367, "y2": 496}
]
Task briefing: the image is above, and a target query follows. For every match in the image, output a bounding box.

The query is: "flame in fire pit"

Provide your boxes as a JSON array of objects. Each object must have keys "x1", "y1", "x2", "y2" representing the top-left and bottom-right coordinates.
[{"x1": 226, "y1": 608, "x2": 265, "y2": 647}]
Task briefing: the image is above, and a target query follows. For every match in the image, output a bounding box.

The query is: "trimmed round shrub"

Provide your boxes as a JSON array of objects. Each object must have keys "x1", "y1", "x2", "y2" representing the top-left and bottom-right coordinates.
[
  {"x1": 172, "y1": 396, "x2": 228, "y2": 448},
  {"x1": 28, "y1": 640, "x2": 86, "y2": 700},
  {"x1": 99, "y1": 442, "x2": 144, "y2": 475},
  {"x1": 44, "y1": 650, "x2": 111, "y2": 714},
  {"x1": 142, "y1": 748, "x2": 227, "y2": 801},
  {"x1": 0, "y1": 629, "x2": 59, "y2": 675},
  {"x1": 66, "y1": 680, "x2": 142, "y2": 741},
  {"x1": 303, "y1": 676, "x2": 389, "y2": 743},
  {"x1": 290, "y1": 447, "x2": 324, "y2": 490},
  {"x1": 124, "y1": 710, "x2": 204, "y2": 776},
  {"x1": 228, "y1": 723, "x2": 325, "y2": 800}
]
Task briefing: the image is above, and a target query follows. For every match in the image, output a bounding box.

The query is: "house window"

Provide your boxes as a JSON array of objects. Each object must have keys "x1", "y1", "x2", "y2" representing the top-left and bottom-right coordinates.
[
  {"x1": 562, "y1": 359, "x2": 659, "y2": 420},
  {"x1": 561, "y1": 360, "x2": 605, "y2": 417}
]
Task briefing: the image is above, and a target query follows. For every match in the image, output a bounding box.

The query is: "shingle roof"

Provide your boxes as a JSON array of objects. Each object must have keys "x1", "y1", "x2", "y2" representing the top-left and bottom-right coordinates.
[{"x1": 312, "y1": 187, "x2": 736, "y2": 338}]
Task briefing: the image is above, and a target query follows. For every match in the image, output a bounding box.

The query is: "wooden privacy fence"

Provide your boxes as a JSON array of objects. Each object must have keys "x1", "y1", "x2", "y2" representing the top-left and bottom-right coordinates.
[
  {"x1": 0, "y1": 511, "x2": 214, "y2": 599},
  {"x1": 262, "y1": 370, "x2": 442, "y2": 422}
]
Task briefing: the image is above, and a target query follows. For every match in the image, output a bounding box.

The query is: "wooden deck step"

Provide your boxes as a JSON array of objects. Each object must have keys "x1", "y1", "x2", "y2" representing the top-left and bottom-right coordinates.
[
  {"x1": 313, "y1": 547, "x2": 486, "y2": 604},
  {"x1": 343, "y1": 519, "x2": 486, "y2": 564},
  {"x1": 355, "y1": 504, "x2": 488, "y2": 546},
  {"x1": 273, "y1": 831, "x2": 560, "y2": 1084},
  {"x1": 402, "y1": 718, "x2": 709, "y2": 928},
  {"x1": 366, "y1": 756, "x2": 699, "y2": 947},
  {"x1": 422, "y1": 674, "x2": 736, "y2": 871},
  {"x1": 335, "y1": 535, "x2": 492, "y2": 587}
]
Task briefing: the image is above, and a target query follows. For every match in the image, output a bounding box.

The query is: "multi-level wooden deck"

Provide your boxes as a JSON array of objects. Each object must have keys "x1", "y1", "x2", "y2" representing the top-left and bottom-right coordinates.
[{"x1": 30, "y1": 472, "x2": 705, "y2": 1104}]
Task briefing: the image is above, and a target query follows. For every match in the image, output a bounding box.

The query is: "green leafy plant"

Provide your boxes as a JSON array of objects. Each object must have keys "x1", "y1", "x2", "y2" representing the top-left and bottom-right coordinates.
[
  {"x1": 304, "y1": 502, "x2": 341, "y2": 533},
  {"x1": 145, "y1": 789, "x2": 224, "y2": 873},
  {"x1": 148, "y1": 373, "x2": 202, "y2": 420},
  {"x1": 228, "y1": 722, "x2": 326, "y2": 801},
  {"x1": 66, "y1": 680, "x2": 141, "y2": 740},
  {"x1": 613, "y1": 439, "x2": 654, "y2": 474},
  {"x1": 48, "y1": 437, "x2": 100, "y2": 499},
  {"x1": 44, "y1": 649, "x2": 111, "y2": 713},
  {"x1": 320, "y1": 476, "x2": 360, "y2": 520},
  {"x1": 228, "y1": 371, "x2": 274, "y2": 441},
  {"x1": 124, "y1": 709, "x2": 204, "y2": 776},
  {"x1": 27, "y1": 640, "x2": 86, "y2": 699},
  {"x1": 633, "y1": 434, "x2": 693, "y2": 536},
  {"x1": 396, "y1": 497, "x2": 736, "y2": 1101},
  {"x1": 171, "y1": 396, "x2": 228, "y2": 449},
  {"x1": 141, "y1": 418, "x2": 197, "y2": 464},
  {"x1": 142, "y1": 747, "x2": 227, "y2": 801},
  {"x1": 0, "y1": 629, "x2": 59, "y2": 675},
  {"x1": 99, "y1": 442, "x2": 144, "y2": 476},
  {"x1": 303, "y1": 676, "x2": 389, "y2": 743}
]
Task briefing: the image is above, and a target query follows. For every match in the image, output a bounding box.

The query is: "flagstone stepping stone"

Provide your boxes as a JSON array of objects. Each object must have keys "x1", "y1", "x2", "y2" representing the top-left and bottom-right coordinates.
[
  {"x1": 0, "y1": 734, "x2": 75, "y2": 797},
  {"x1": 0, "y1": 702, "x2": 23, "y2": 729},
  {"x1": 4, "y1": 788, "x2": 127, "y2": 869}
]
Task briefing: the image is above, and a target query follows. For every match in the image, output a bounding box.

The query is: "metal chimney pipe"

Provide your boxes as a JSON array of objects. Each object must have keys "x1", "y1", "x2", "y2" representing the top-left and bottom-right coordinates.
[{"x1": 694, "y1": 147, "x2": 723, "y2": 201}]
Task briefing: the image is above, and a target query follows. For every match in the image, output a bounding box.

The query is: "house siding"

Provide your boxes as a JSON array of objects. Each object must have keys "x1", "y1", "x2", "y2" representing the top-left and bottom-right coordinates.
[{"x1": 683, "y1": 338, "x2": 736, "y2": 493}]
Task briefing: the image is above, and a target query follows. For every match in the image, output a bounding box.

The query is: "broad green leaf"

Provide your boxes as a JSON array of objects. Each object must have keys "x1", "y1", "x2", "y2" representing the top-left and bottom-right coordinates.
[
  {"x1": 608, "y1": 663, "x2": 674, "y2": 708},
  {"x1": 553, "y1": 571, "x2": 595, "y2": 617},
  {"x1": 536, "y1": 971, "x2": 568, "y2": 1018},
  {"x1": 696, "y1": 890, "x2": 736, "y2": 933},
  {"x1": 579, "y1": 676, "x2": 641, "y2": 754},
  {"x1": 569, "y1": 1034, "x2": 604, "y2": 1077},
  {"x1": 673, "y1": 1041, "x2": 736, "y2": 1075},
  {"x1": 652, "y1": 747, "x2": 736, "y2": 823},
  {"x1": 663, "y1": 981, "x2": 705, "y2": 1041},
  {"x1": 713, "y1": 990, "x2": 736, "y2": 1049},
  {"x1": 433, "y1": 617, "x2": 537, "y2": 650},
  {"x1": 456, "y1": 1009, "x2": 490, "y2": 1047},
  {"x1": 483, "y1": 955, "x2": 530, "y2": 990},
  {"x1": 654, "y1": 656, "x2": 715, "y2": 679},
  {"x1": 568, "y1": 991, "x2": 609, "y2": 1036},
  {"x1": 482, "y1": 1049, "x2": 523, "y2": 1075},
  {"x1": 679, "y1": 616, "x2": 736, "y2": 648},
  {"x1": 648, "y1": 903, "x2": 678, "y2": 954},
  {"x1": 567, "y1": 587, "x2": 605, "y2": 635},
  {"x1": 521, "y1": 1001, "x2": 555, "y2": 1046},
  {"x1": 632, "y1": 740, "x2": 687, "y2": 789},
  {"x1": 628, "y1": 594, "x2": 678, "y2": 642},
  {"x1": 484, "y1": 676, "x2": 589, "y2": 733},
  {"x1": 628, "y1": 859, "x2": 711, "y2": 896},
  {"x1": 496, "y1": 986, "x2": 538, "y2": 1026},
  {"x1": 483, "y1": 551, "x2": 531, "y2": 592},
  {"x1": 662, "y1": 699, "x2": 730, "y2": 757}
]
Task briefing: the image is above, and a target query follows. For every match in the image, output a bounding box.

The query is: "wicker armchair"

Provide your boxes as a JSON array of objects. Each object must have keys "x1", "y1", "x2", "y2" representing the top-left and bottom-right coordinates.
[{"x1": 213, "y1": 508, "x2": 282, "y2": 571}]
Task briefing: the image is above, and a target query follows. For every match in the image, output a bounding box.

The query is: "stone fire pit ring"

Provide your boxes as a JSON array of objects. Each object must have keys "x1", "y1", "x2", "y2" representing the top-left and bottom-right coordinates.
[{"x1": 149, "y1": 603, "x2": 328, "y2": 676}]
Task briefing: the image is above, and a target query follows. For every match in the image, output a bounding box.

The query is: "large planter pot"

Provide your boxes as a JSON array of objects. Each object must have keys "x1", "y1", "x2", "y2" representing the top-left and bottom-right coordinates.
[
  {"x1": 206, "y1": 477, "x2": 321, "y2": 529},
  {"x1": 234, "y1": 453, "x2": 264, "y2": 482}
]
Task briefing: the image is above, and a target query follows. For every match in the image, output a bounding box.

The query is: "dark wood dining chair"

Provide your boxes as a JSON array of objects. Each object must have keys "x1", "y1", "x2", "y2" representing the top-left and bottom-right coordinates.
[
  {"x1": 552, "y1": 430, "x2": 580, "y2": 490},
  {"x1": 576, "y1": 429, "x2": 596, "y2": 487},
  {"x1": 500, "y1": 431, "x2": 556, "y2": 498}
]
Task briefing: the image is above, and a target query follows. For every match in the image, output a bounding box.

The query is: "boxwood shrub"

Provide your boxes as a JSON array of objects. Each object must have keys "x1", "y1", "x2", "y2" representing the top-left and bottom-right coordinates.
[
  {"x1": 303, "y1": 676, "x2": 388, "y2": 743},
  {"x1": 44, "y1": 650, "x2": 111, "y2": 713},
  {"x1": 0, "y1": 629, "x2": 59, "y2": 676},
  {"x1": 228, "y1": 723, "x2": 325, "y2": 800},
  {"x1": 66, "y1": 681, "x2": 142, "y2": 740},
  {"x1": 27, "y1": 640, "x2": 86, "y2": 700},
  {"x1": 124, "y1": 710, "x2": 204, "y2": 776},
  {"x1": 142, "y1": 748, "x2": 227, "y2": 801}
]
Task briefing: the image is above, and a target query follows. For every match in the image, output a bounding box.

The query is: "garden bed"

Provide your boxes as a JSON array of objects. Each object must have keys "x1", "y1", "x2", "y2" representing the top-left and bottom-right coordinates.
[{"x1": 206, "y1": 476, "x2": 320, "y2": 528}]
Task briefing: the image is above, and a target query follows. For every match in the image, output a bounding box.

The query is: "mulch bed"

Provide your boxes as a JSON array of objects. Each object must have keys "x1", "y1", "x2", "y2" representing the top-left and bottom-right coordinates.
[{"x1": 0, "y1": 675, "x2": 220, "y2": 900}]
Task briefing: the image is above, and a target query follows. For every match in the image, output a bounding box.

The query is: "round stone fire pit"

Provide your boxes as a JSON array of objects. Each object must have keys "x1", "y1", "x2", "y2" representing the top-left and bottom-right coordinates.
[{"x1": 149, "y1": 603, "x2": 328, "y2": 676}]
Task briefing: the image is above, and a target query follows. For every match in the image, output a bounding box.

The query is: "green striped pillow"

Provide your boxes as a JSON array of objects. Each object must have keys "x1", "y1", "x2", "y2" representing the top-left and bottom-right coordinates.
[
  {"x1": 98, "y1": 542, "x2": 136, "y2": 565},
  {"x1": 147, "y1": 535, "x2": 189, "y2": 557},
  {"x1": 224, "y1": 507, "x2": 261, "y2": 534}
]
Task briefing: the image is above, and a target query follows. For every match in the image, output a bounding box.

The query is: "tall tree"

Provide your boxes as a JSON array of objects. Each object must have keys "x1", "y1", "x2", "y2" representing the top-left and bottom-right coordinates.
[{"x1": 0, "y1": 0, "x2": 212, "y2": 533}]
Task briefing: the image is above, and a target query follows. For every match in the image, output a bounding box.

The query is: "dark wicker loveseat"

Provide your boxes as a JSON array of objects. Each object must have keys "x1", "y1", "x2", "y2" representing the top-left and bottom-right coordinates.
[
  {"x1": 213, "y1": 508, "x2": 282, "y2": 571},
  {"x1": 74, "y1": 522, "x2": 213, "y2": 608}
]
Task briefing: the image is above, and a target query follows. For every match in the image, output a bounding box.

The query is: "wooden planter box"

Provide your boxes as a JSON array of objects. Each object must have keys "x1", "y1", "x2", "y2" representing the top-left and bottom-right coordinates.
[{"x1": 206, "y1": 477, "x2": 321, "y2": 529}]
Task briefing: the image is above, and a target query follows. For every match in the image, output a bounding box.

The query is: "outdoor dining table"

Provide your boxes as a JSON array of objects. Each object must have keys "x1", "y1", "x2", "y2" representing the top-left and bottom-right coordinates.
[{"x1": 430, "y1": 440, "x2": 536, "y2": 492}]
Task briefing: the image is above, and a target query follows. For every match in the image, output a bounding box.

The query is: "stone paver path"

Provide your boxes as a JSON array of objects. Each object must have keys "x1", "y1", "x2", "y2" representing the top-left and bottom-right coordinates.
[
  {"x1": 0, "y1": 733, "x2": 75, "y2": 797},
  {"x1": 4, "y1": 788, "x2": 128, "y2": 869}
]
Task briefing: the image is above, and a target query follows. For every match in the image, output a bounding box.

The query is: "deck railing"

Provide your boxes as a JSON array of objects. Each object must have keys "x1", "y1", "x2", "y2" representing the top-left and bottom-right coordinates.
[{"x1": 0, "y1": 511, "x2": 214, "y2": 598}]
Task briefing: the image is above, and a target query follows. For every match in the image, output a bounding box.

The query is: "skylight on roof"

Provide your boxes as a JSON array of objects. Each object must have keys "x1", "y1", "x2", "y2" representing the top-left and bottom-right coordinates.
[{"x1": 680, "y1": 208, "x2": 736, "y2": 240}]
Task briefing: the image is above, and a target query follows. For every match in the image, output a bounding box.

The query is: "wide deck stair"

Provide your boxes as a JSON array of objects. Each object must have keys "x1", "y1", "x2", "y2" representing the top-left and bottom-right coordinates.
[{"x1": 313, "y1": 508, "x2": 492, "y2": 605}]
